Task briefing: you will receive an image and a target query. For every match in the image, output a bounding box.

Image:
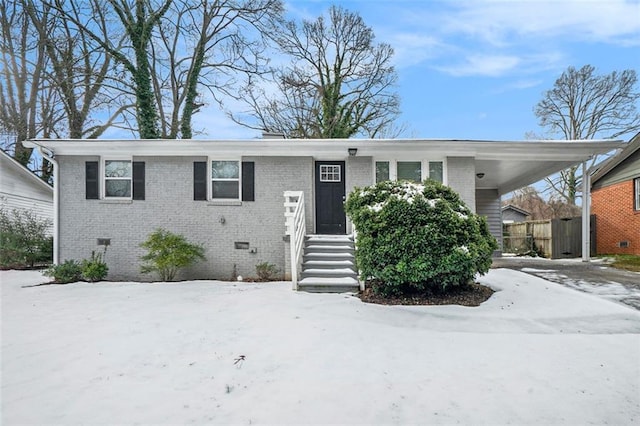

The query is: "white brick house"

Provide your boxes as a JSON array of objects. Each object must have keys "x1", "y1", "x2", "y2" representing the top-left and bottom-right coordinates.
[{"x1": 22, "y1": 138, "x2": 622, "y2": 284}]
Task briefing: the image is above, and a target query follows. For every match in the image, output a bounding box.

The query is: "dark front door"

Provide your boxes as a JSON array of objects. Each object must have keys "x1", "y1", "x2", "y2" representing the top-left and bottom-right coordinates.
[{"x1": 315, "y1": 161, "x2": 346, "y2": 234}]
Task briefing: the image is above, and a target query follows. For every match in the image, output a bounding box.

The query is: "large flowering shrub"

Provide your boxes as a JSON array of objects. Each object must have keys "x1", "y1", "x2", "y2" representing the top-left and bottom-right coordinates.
[{"x1": 344, "y1": 180, "x2": 497, "y2": 296}]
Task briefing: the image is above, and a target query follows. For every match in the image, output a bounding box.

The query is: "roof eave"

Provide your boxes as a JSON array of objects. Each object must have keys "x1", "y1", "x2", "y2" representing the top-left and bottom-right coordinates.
[
  {"x1": 0, "y1": 149, "x2": 53, "y2": 193},
  {"x1": 591, "y1": 132, "x2": 640, "y2": 184},
  {"x1": 23, "y1": 138, "x2": 625, "y2": 160}
]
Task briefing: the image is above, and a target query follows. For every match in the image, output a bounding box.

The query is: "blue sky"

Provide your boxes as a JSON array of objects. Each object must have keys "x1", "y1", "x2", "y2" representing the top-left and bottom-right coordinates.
[{"x1": 191, "y1": 0, "x2": 640, "y2": 141}]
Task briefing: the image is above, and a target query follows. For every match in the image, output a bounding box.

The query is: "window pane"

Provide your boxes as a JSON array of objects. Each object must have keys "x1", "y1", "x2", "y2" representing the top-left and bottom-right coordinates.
[
  {"x1": 212, "y1": 161, "x2": 239, "y2": 179},
  {"x1": 635, "y1": 178, "x2": 640, "y2": 210},
  {"x1": 105, "y1": 179, "x2": 131, "y2": 197},
  {"x1": 319, "y1": 165, "x2": 341, "y2": 182},
  {"x1": 397, "y1": 161, "x2": 421, "y2": 182},
  {"x1": 105, "y1": 160, "x2": 131, "y2": 178},
  {"x1": 376, "y1": 161, "x2": 389, "y2": 183},
  {"x1": 212, "y1": 181, "x2": 239, "y2": 199},
  {"x1": 429, "y1": 161, "x2": 443, "y2": 183}
]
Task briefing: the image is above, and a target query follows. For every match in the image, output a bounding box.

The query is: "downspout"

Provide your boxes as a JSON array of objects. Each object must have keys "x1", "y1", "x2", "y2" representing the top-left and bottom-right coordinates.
[{"x1": 36, "y1": 146, "x2": 59, "y2": 265}]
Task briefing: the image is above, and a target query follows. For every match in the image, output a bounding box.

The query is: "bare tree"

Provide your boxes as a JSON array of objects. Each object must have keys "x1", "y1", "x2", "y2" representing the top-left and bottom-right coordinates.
[
  {"x1": 51, "y1": 0, "x2": 172, "y2": 139},
  {"x1": 0, "y1": 0, "x2": 55, "y2": 166},
  {"x1": 535, "y1": 65, "x2": 640, "y2": 204},
  {"x1": 150, "y1": 0, "x2": 282, "y2": 138},
  {"x1": 26, "y1": 0, "x2": 129, "y2": 140},
  {"x1": 1, "y1": 0, "x2": 136, "y2": 179},
  {"x1": 235, "y1": 5, "x2": 400, "y2": 138},
  {"x1": 508, "y1": 186, "x2": 580, "y2": 220}
]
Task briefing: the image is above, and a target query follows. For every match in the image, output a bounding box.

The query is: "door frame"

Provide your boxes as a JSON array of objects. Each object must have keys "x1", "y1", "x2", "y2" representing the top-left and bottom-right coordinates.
[{"x1": 314, "y1": 160, "x2": 347, "y2": 235}]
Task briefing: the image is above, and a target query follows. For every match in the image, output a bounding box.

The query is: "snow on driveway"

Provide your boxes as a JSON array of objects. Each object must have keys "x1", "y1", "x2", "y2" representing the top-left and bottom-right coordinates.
[
  {"x1": 521, "y1": 266, "x2": 640, "y2": 310},
  {"x1": 2, "y1": 269, "x2": 640, "y2": 425}
]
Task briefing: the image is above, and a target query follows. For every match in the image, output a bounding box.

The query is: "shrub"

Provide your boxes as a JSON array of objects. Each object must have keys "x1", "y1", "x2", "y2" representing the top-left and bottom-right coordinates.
[
  {"x1": 37, "y1": 236, "x2": 54, "y2": 264},
  {"x1": 139, "y1": 228, "x2": 206, "y2": 281},
  {"x1": 81, "y1": 251, "x2": 109, "y2": 282},
  {"x1": 44, "y1": 260, "x2": 82, "y2": 283},
  {"x1": 345, "y1": 180, "x2": 498, "y2": 296},
  {"x1": 255, "y1": 261, "x2": 279, "y2": 281},
  {"x1": 0, "y1": 208, "x2": 52, "y2": 268}
]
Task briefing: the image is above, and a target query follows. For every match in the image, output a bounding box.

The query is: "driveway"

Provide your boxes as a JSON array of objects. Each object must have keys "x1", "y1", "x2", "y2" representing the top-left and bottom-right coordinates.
[{"x1": 493, "y1": 256, "x2": 640, "y2": 310}]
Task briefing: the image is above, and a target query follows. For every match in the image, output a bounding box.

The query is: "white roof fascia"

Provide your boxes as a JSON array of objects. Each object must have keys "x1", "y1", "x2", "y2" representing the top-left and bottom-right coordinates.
[{"x1": 23, "y1": 138, "x2": 625, "y2": 160}]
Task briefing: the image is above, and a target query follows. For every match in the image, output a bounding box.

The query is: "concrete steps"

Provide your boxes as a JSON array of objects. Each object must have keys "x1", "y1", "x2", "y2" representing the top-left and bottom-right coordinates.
[{"x1": 298, "y1": 235, "x2": 360, "y2": 293}]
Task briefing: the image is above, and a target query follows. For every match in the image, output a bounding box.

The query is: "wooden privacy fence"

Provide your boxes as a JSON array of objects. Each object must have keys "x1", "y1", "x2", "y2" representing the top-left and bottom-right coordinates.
[
  {"x1": 503, "y1": 220, "x2": 552, "y2": 257},
  {"x1": 503, "y1": 216, "x2": 596, "y2": 259}
]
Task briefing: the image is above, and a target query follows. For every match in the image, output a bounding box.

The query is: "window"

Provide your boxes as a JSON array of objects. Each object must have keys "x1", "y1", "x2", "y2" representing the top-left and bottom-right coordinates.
[
  {"x1": 86, "y1": 160, "x2": 144, "y2": 200},
  {"x1": 635, "y1": 177, "x2": 640, "y2": 211},
  {"x1": 104, "y1": 160, "x2": 132, "y2": 198},
  {"x1": 375, "y1": 161, "x2": 389, "y2": 183},
  {"x1": 212, "y1": 161, "x2": 240, "y2": 199},
  {"x1": 374, "y1": 159, "x2": 446, "y2": 184},
  {"x1": 429, "y1": 161, "x2": 443, "y2": 183},
  {"x1": 397, "y1": 161, "x2": 422, "y2": 182},
  {"x1": 194, "y1": 161, "x2": 254, "y2": 202},
  {"x1": 319, "y1": 165, "x2": 341, "y2": 182}
]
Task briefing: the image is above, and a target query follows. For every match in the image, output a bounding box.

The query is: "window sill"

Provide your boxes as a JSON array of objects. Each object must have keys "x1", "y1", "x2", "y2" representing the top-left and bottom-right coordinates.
[
  {"x1": 99, "y1": 199, "x2": 133, "y2": 204},
  {"x1": 207, "y1": 200, "x2": 242, "y2": 206}
]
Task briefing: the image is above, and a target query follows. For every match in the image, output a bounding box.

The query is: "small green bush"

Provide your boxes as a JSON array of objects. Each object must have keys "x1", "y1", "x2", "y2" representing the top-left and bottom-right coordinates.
[
  {"x1": 255, "y1": 261, "x2": 279, "y2": 281},
  {"x1": 44, "y1": 260, "x2": 82, "y2": 283},
  {"x1": 345, "y1": 180, "x2": 498, "y2": 296},
  {"x1": 139, "y1": 228, "x2": 206, "y2": 281},
  {"x1": 81, "y1": 251, "x2": 109, "y2": 282},
  {"x1": 0, "y1": 208, "x2": 52, "y2": 268}
]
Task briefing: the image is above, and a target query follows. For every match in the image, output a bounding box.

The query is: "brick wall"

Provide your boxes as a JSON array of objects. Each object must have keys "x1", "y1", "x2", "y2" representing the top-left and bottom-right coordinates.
[
  {"x1": 345, "y1": 156, "x2": 373, "y2": 233},
  {"x1": 446, "y1": 157, "x2": 476, "y2": 212},
  {"x1": 591, "y1": 179, "x2": 640, "y2": 255},
  {"x1": 58, "y1": 155, "x2": 313, "y2": 281}
]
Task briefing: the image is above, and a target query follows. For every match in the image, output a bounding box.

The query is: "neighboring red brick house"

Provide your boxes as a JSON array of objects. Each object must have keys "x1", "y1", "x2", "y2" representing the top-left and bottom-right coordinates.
[{"x1": 591, "y1": 133, "x2": 640, "y2": 255}]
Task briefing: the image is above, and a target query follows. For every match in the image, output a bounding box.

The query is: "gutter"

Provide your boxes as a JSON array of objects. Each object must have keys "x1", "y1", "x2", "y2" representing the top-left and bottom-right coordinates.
[{"x1": 33, "y1": 144, "x2": 59, "y2": 265}]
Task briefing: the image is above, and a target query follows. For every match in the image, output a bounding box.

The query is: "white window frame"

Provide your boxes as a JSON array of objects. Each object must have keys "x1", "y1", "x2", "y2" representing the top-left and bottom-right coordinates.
[
  {"x1": 209, "y1": 159, "x2": 242, "y2": 201},
  {"x1": 319, "y1": 164, "x2": 342, "y2": 182},
  {"x1": 634, "y1": 177, "x2": 640, "y2": 211},
  {"x1": 373, "y1": 158, "x2": 447, "y2": 185},
  {"x1": 102, "y1": 157, "x2": 133, "y2": 200}
]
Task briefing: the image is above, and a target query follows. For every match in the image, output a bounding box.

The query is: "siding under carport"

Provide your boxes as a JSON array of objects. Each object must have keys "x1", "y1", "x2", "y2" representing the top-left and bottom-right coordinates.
[{"x1": 476, "y1": 188, "x2": 502, "y2": 255}]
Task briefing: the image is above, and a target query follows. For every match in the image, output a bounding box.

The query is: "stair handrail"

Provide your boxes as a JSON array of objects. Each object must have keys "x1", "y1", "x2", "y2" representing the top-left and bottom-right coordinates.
[{"x1": 284, "y1": 191, "x2": 306, "y2": 290}]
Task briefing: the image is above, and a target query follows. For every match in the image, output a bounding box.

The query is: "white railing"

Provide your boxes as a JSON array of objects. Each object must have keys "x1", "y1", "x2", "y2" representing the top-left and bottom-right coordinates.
[
  {"x1": 284, "y1": 191, "x2": 306, "y2": 290},
  {"x1": 351, "y1": 227, "x2": 364, "y2": 291}
]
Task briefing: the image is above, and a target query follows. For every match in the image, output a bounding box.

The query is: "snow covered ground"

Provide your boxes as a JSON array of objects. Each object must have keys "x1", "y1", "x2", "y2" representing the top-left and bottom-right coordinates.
[
  {"x1": 521, "y1": 266, "x2": 640, "y2": 309},
  {"x1": 2, "y1": 269, "x2": 640, "y2": 425}
]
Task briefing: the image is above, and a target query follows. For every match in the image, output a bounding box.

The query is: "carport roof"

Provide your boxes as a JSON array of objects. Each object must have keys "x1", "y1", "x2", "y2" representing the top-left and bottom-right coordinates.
[{"x1": 24, "y1": 138, "x2": 625, "y2": 195}]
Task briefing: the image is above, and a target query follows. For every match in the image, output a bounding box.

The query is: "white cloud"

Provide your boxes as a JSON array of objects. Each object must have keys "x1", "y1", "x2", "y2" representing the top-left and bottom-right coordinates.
[
  {"x1": 442, "y1": 0, "x2": 640, "y2": 46},
  {"x1": 383, "y1": 33, "x2": 445, "y2": 68},
  {"x1": 435, "y1": 54, "x2": 521, "y2": 77},
  {"x1": 369, "y1": 0, "x2": 638, "y2": 78},
  {"x1": 433, "y1": 51, "x2": 565, "y2": 78}
]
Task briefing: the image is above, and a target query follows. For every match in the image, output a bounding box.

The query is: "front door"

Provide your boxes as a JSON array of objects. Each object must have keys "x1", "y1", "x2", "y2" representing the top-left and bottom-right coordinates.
[{"x1": 315, "y1": 161, "x2": 346, "y2": 234}]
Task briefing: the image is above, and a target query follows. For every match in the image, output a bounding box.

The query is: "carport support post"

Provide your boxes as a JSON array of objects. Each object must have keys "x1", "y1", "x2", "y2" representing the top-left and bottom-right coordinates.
[{"x1": 582, "y1": 161, "x2": 591, "y2": 262}]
